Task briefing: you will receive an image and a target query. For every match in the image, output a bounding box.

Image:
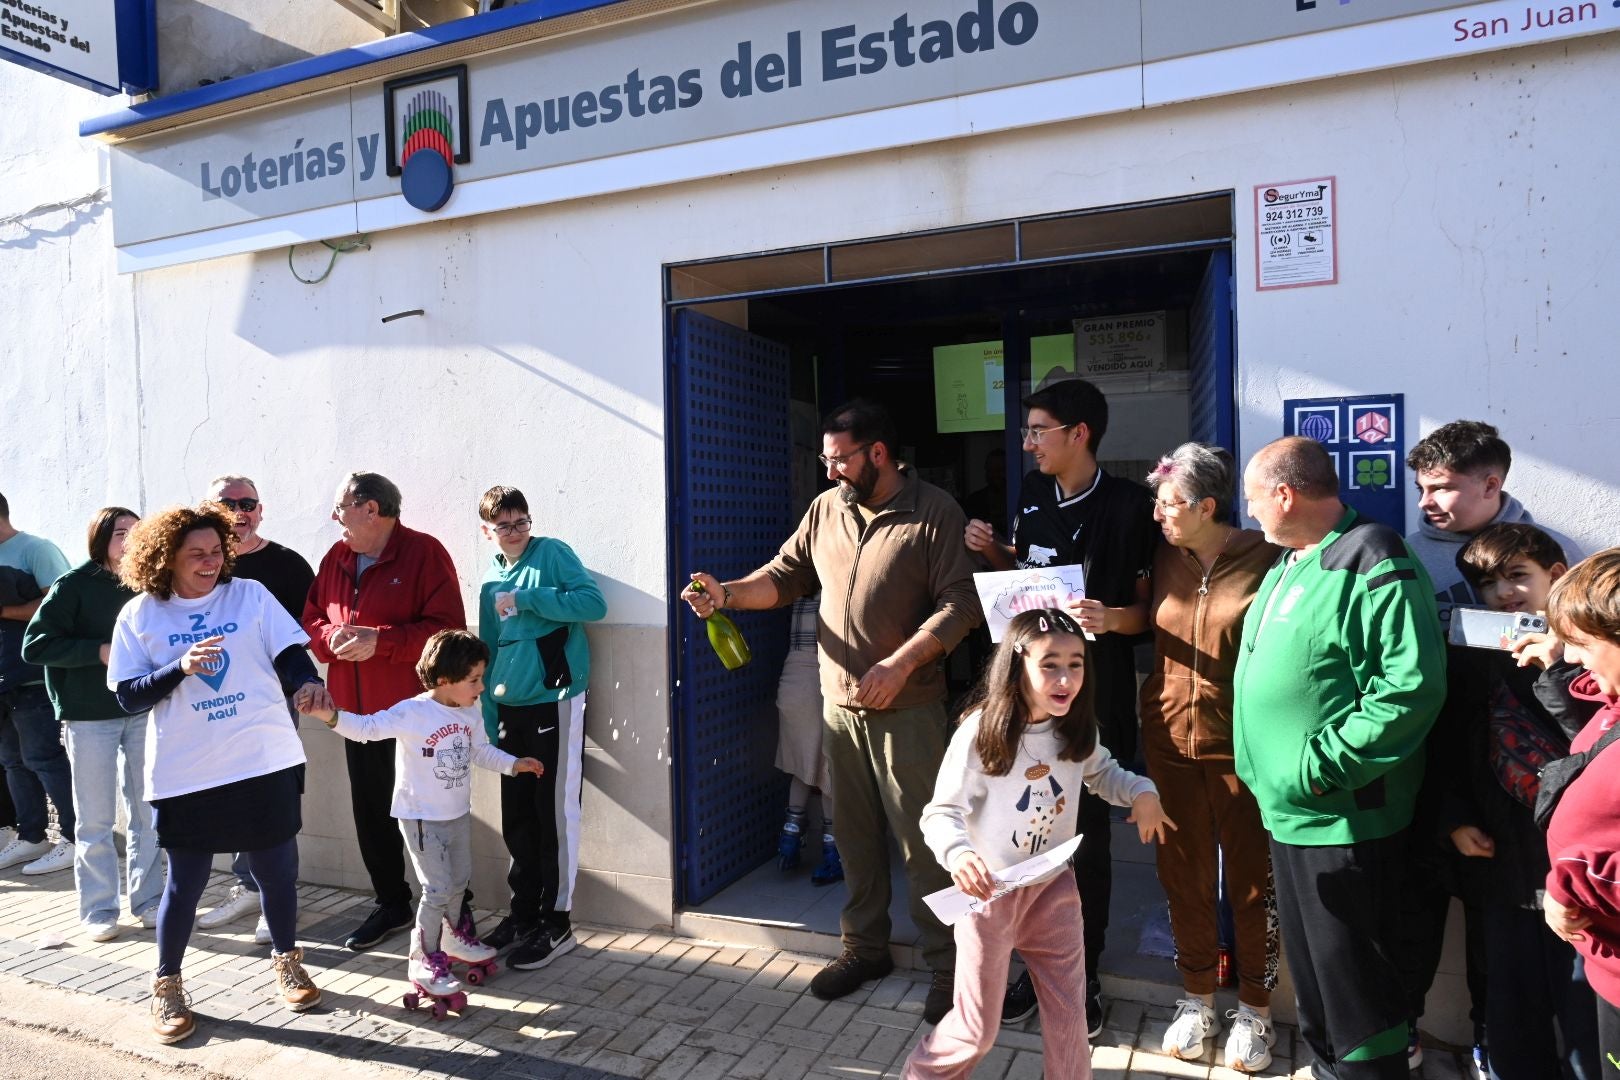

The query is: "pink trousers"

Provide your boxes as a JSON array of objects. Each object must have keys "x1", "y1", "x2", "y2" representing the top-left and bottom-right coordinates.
[{"x1": 903, "y1": 872, "x2": 1091, "y2": 1079}]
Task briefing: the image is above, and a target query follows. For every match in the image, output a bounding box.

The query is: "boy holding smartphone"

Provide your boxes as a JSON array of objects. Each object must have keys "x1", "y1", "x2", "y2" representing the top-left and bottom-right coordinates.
[{"x1": 1447, "y1": 523, "x2": 1600, "y2": 1078}]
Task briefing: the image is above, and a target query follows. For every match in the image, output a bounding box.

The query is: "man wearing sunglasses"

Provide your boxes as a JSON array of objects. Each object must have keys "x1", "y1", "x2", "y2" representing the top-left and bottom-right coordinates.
[{"x1": 193, "y1": 475, "x2": 316, "y2": 942}]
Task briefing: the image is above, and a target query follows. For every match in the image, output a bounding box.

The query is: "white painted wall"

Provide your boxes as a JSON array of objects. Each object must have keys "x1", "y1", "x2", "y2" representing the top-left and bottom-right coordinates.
[{"x1": 4, "y1": 21, "x2": 1617, "y2": 1040}]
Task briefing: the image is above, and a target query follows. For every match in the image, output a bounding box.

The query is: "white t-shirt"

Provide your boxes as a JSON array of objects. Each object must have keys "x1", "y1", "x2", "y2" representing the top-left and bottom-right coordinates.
[
  {"x1": 107, "y1": 578, "x2": 308, "y2": 801},
  {"x1": 331, "y1": 693, "x2": 517, "y2": 821}
]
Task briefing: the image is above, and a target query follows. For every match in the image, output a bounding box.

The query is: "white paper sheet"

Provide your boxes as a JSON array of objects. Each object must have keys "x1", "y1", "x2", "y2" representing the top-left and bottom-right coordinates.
[
  {"x1": 922, "y1": 833, "x2": 1084, "y2": 927},
  {"x1": 972, "y1": 567, "x2": 1089, "y2": 643}
]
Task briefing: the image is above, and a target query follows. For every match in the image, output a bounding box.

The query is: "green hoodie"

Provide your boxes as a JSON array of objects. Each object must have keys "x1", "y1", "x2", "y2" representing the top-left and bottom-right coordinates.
[
  {"x1": 21, "y1": 561, "x2": 137, "y2": 721},
  {"x1": 1233, "y1": 509, "x2": 1445, "y2": 845},
  {"x1": 478, "y1": 536, "x2": 606, "y2": 741}
]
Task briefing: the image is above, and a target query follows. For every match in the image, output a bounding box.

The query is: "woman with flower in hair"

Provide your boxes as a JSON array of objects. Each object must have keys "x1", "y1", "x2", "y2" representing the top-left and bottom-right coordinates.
[{"x1": 1140, "y1": 443, "x2": 1284, "y2": 1073}]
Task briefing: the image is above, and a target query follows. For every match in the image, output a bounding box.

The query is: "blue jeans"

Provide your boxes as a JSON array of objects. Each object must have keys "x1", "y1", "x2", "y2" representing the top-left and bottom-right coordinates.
[
  {"x1": 64, "y1": 715, "x2": 162, "y2": 922},
  {"x1": 0, "y1": 684, "x2": 75, "y2": 843}
]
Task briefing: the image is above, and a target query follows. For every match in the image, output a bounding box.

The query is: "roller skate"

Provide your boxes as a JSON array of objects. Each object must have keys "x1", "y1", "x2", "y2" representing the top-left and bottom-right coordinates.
[
  {"x1": 402, "y1": 928, "x2": 466, "y2": 1020},
  {"x1": 777, "y1": 809, "x2": 805, "y2": 872},
  {"x1": 440, "y1": 914, "x2": 499, "y2": 985},
  {"x1": 810, "y1": 833, "x2": 844, "y2": 887}
]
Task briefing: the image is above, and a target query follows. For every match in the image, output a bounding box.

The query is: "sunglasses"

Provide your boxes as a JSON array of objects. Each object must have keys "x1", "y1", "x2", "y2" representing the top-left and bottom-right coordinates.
[{"x1": 216, "y1": 497, "x2": 259, "y2": 512}]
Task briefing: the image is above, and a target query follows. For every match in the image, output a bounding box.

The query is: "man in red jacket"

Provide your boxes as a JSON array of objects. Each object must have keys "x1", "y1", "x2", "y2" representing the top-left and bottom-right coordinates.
[{"x1": 303, "y1": 472, "x2": 465, "y2": 950}]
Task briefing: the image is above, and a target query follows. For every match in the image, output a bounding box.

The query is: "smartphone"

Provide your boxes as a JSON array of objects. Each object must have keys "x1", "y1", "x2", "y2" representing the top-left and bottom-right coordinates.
[{"x1": 1448, "y1": 606, "x2": 1549, "y2": 650}]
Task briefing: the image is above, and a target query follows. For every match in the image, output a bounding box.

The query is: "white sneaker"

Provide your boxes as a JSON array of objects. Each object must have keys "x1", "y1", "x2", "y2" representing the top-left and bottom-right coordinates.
[
  {"x1": 139, "y1": 908, "x2": 158, "y2": 929},
  {"x1": 197, "y1": 884, "x2": 259, "y2": 929},
  {"x1": 254, "y1": 914, "x2": 272, "y2": 945},
  {"x1": 0, "y1": 835, "x2": 52, "y2": 870},
  {"x1": 82, "y1": 917, "x2": 120, "y2": 942},
  {"x1": 21, "y1": 840, "x2": 74, "y2": 875},
  {"x1": 1162, "y1": 997, "x2": 1218, "y2": 1059},
  {"x1": 1224, "y1": 1009, "x2": 1277, "y2": 1074}
]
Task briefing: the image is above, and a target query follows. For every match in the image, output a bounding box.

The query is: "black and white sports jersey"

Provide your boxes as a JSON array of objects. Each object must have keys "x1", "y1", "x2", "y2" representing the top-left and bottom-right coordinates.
[
  {"x1": 1009, "y1": 469, "x2": 1157, "y2": 611},
  {"x1": 1008, "y1": 468, "x2": 1159, "y2": 757}
]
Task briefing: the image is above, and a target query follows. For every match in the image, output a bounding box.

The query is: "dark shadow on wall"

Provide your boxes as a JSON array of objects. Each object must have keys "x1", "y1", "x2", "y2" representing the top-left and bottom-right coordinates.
[{"x1": 0, "y1": 193, "x2": 107, "y2": 251}]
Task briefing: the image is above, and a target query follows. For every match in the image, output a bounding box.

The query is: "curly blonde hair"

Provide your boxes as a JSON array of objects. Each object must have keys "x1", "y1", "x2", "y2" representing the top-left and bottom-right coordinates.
[{"x1": 120, "y1": 503, "x2": 237, "y2": 599}]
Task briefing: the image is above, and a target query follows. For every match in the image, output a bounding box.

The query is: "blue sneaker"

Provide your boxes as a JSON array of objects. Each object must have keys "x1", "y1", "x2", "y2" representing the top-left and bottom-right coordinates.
[
  {"x1": 810, "y1": 838, "x2": 844, "y2": 886},
  {"x1": 1471, "y1": 1042, "x2": 1488, "y2": 1080},
  {"x1": 777, "y1": 820, "x2": 803, "y2": 871}
]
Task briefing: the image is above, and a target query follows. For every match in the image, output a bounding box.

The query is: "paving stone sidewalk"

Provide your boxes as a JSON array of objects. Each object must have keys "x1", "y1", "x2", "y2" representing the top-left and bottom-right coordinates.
[{"x1": 0, "y1": 868, "x2": 1465, "y2": 1079}]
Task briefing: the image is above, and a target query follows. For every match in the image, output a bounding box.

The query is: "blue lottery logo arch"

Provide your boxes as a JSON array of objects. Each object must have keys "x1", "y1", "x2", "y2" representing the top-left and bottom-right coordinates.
[{"x1": 384, "y1": 65, "x2": 472, "y2": 213}]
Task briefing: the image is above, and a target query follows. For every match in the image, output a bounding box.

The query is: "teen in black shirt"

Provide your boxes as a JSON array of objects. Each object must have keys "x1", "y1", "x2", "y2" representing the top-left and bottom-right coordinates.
[{"x1": 965, "y1": 377, "x2": 1158, "y2": 1035}]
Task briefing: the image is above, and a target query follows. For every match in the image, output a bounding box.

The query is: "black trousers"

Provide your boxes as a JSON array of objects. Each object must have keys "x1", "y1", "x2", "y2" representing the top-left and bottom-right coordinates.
[
  {"x1": 1484, "y1": 904, "x2": 1599, "y2": 1080},
  {"x1": 1072, "y1": 790, "x2": 1111, "y2": 990},
  {"x1": 1595, "y1": 994, "x2": 1620, "y2": 1071},
  {"x1": 345, "y1": 736, "x2": 411, "y2": 909},
  {"x1": 1392, "y1": 842, "x2": 1488, "y2": 1034},
  {"x1": 498, "y1": 700, "x2": 582, "y2": 929},
  {"x1": 1272, "y1": 832, "x2": 1410, "y2": 1080}
]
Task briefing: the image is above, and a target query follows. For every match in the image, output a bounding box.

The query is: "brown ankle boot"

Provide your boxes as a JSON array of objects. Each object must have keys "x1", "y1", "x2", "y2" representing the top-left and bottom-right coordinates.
[
  {"x1": 271, "y1": 946, "x2": 321, "y2": 1012},
  {"x1": 150, "y1": 973, "x2": 195, "y2": 1043}
]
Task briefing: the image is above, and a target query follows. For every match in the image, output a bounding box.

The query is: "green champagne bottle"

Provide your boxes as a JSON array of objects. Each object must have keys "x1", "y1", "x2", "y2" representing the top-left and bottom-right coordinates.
[{"x1": 690, "y1": 580, "x2": 752, "y2": 670}]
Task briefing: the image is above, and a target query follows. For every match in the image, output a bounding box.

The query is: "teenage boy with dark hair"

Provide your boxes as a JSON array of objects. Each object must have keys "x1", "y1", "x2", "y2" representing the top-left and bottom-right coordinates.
[
  {"x1": 474, "y1": 486, "x2": 606, "y2": 971},
  {"x1": 1443, "y1": 523, "x2": 1601, "y2": 1079},
  {"x1": 964, "y1": 376, "x2": 1158, "y2": 1035},
  {"x1": 1400, "y1": 420, "x2": 1583, "y2": 1070},
  {"x1": 1406, "y1": 420, "x2": 1582, "y2": 625}
]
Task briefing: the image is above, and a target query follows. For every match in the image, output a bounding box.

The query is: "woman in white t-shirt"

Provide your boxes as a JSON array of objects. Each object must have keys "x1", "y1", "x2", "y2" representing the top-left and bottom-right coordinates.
[{"x1": 107, "y1": 504, "x2": 325, "y2": 1045}]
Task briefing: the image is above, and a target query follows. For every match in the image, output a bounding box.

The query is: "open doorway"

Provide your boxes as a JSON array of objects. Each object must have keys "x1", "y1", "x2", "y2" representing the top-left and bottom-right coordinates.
[{"x1": 665, "y1": 196, "x2": 1236, "y2": 950}]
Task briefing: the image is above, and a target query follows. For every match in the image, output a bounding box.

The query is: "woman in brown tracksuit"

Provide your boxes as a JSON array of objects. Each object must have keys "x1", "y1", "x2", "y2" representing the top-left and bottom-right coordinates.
[{"x1": 1139, "y1": 443, "x2": 1283, "y2": 1074}]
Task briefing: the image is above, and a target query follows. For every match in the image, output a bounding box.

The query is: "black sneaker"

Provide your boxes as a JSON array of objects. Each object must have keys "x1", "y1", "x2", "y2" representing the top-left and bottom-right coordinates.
[
  {"x1": 482, "y1": 914, "x2": 538, "y2": 951},
  {"x1": 1001, "y1": 969, "x2": 1038, "y2": 1026},
  {"x1": 809, "y1": 950, "x2": 894, "y2": 1000},
  {"x1": 509, "y1": 925, "x2": 576, "y2": 971},
  {"x1": 1086, "y1": 982, "x2": 1103, "y2": 1039},
  {"x1": 344, "y1": 903, "x2": 412, "y2": 951},
  {"x1": 923, "y1": 969, "x2": 955, "y2": 1024}
]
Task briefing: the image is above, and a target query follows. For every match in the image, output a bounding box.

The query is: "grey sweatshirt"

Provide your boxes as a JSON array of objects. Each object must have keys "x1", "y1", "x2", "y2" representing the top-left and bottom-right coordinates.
[{"x1": 1404, "y1": 492, "x2": 1584, "y2": 625}]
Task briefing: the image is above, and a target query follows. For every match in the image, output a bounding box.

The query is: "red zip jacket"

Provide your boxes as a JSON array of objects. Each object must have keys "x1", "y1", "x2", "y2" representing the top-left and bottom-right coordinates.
[
  {"x1": 302, "y1": 522, "x2": 466, "y2": 713},
  {"x1": 1544, "y1": 672, "x2": 1620, "y2": 1006}
]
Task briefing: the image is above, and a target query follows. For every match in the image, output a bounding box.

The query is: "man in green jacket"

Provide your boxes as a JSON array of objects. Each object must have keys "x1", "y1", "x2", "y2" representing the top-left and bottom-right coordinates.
[{"x1": 1234, "y1": 437, "x2": 1444, "y2": 1080}]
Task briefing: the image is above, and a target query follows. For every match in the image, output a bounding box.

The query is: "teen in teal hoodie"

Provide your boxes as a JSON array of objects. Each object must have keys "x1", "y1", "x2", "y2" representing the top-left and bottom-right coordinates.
[
  {"x1": 475, "y1": 486, "x2": 606, "y2": 971},
  {"x1": 476, "y1": 533, "x2": 606, "y2": 740},
  {"x1": 1234, "y1": 508, "x2": 1446, "y2": 846}
]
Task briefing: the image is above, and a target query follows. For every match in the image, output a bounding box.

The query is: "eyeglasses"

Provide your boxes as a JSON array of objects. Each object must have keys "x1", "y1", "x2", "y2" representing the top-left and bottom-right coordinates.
[
  {"x1": 818, "y1": 444, "x2": 873, "y2": 470},
  {"x1": 332, "y1": 499, "x2": 369, "y2": 516},
  {"x1": 1154, "y1": 498, "x2": 1194, "y2": 513},
  {"x1": 216, "y1": 497, "x2": 259, "y2": 512},
  {"x1": 1020, "y1": 424, "x2": 1075, "y2": 446},
  {"x1": 493, "y1": 518, "x2": 533, "y2": 537}
]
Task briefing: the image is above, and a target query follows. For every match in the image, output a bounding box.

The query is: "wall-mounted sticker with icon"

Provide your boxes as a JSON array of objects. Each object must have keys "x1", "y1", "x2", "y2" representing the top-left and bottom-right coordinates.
[{"x1": 1283, "y1": 393, "x2": 1405, "y2": 531}]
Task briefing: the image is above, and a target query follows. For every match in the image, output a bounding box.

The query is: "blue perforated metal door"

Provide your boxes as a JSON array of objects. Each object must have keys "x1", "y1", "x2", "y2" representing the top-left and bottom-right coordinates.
[
  {"x1": 669, "y1": 309, "x2": 794, "y2": 905},
  {"x1": 1188, "y1": 248, "x2": 1236, "y2": 454}
]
